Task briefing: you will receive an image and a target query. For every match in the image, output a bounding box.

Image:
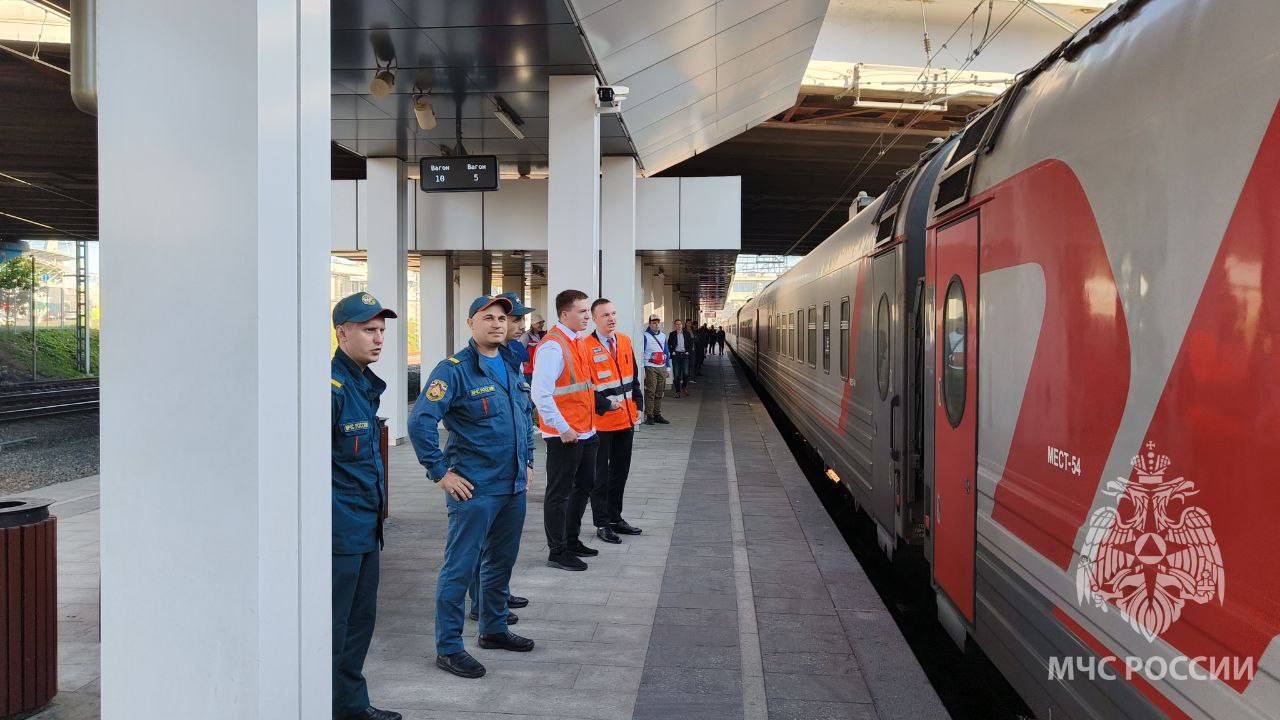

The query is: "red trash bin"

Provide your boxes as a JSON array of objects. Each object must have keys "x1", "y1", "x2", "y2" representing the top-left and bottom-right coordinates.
[{"x1": 0, "y1": 498, "x2": 56, "y2": 719}]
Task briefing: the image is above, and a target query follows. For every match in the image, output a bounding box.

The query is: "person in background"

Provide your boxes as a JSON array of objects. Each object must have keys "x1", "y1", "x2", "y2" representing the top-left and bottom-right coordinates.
[
  {"x1": 409, "y1": 295, "x2": 536, "y2": 680},
  {"x1": 531, "y1": 289, "x2": 599, "y2": 571},
  {"x1": 330, "y1": 292, "x2": 402, "y2": 720},
  {"x1": 640, "y1": 314, "x2": 670, "y2": 425},
  {"x1": 668, "y1": 319, "x2": 693, "y2": 398},
  {"x1": 519, "y1": 313, "x2": 547, "y2": 384},
  {"x1": 691, "y1": 319, "x2": 706, "y2": 376},
  {"x1": 583, "y1": 298, "x2": 644, "y2": 545},
  {"x1": 462, "y1": 291, "x2": 534, "y2": 624},
  {"x1": 716, "y1": 326, "x2": 727, "y2": 355}
]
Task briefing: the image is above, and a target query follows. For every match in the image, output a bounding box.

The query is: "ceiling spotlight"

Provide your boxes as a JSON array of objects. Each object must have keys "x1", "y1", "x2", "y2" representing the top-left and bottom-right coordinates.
[
  {"x1": 414, "y1": 94, "x2": 437, "y2": 130},
  {"x1": 493, "y1": 96, "x2": 526, "y2": 140},
  {"x1": 369, "y1": 67, "x2": 396, "y2": 98}
]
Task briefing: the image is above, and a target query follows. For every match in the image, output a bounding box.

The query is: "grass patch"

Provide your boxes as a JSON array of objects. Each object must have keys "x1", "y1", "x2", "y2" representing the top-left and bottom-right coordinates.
[{"x1": 0, "y1": 327, "x2": 98, "y2": 382}]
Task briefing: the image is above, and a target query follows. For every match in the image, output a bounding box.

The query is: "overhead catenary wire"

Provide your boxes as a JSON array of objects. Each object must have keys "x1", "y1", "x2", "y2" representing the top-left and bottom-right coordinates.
[{"x1": 782, "y1": 0, "x2": 1033, "y2": 256}]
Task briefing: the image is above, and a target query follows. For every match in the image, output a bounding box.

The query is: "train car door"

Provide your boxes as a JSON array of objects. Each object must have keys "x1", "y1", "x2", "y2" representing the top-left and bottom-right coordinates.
[
  {"x1": 870, "y1": 248, "x2": 901, "y2": 547},
  {"x1": 933, "y1": 214, "x2": 978, "y2": 623}
]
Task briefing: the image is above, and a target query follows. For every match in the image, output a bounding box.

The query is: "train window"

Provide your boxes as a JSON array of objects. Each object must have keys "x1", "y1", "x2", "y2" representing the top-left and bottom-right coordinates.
[
  {"x1": 876, "y1": 294, "x2": 890, "y2": 401},
  {"x1": 807, "y1": 307, "x2": 817, "y2": 367},
  {"x1": 942, "y1": 277, "x2": 967, "y2": 427},
  {"x1": 797, "y1": 309, "x2": 805, "y2": 362},
  {"x1": 783, "y1": 311, "x2": 793, "y2": 358},
  {"x1": 822, "y1": 303, "x2": 831, "y2": 374},
  {"x1": 839, "y1": 298, "x2": 850, "y2": 380}
]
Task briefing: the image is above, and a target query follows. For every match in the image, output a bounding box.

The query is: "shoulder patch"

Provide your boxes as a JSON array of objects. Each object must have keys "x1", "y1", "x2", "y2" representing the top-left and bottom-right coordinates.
[
  {"x1": 330, "y1": 378, "x2": 343, "y2": 389},
  {"x1": 448, "y1": 356, "x2": 461, "y2": 364},
  {"x1": 426, "y1": 379, "x2": 448, "y2": 402}
]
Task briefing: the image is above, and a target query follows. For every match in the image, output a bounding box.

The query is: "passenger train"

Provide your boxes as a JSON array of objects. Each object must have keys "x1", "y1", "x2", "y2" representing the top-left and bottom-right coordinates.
[{"x1": 728, "y1": 2, "x2": 1280, "y2": 718}]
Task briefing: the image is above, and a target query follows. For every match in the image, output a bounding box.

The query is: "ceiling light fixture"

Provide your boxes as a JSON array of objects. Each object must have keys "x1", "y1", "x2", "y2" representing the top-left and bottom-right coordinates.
[
  {"x1": 413, "y1": 93, "x2": 437, "y2": 130},
  {"x1": 369, "y1": 60, "x2": 396, "y2": 98},
  {"x1": 493, "y1": 96, "x2": 526, "y2": 140}
]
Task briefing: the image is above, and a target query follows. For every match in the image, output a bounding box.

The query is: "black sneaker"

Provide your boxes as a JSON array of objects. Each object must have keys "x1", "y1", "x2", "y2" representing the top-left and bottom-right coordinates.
[
  {"x1": 655, "y1": 415, "x2": 671, "y2": 425},
  {"x1": 547, "y1": 552, "x2": 587, "y2": 571},
  {"x1": 612, "y1": 519, "x2": 643, "y2": 535},
  {"x1": 346, "y1": 708, "x2": 403, "y2": 720},
  {"x1": 478, "y1": 631, "x2": 535, "y2": 652},
  {"x1": 469, "y1": 609, "x2": 518, "y2": 624},
  {"x1": 596, "y1": 526, "x2": 621, "y2": 544},
  {"x1": 508, "y1": 594, "x2": 529, "y2": 608},
  {"x1": 436, "y1": 650, "x2": 485, "y2": 678},
  {"x1": 643, "y1": 416, "x2": 655, "y2": 425},
  {"x1": 568, "y1": 541, "x2": 599, "y2": 557}
]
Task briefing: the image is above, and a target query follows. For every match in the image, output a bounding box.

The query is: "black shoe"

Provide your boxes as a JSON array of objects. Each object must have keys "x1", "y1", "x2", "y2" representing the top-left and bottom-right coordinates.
[
  {"x1": 508, "y1": 594, "x2": 529, "y2": 609},
  {"x1": 596, "y1": 526, "x2": 621, "y2": 544},
  {"x1": 436, "y1": 651, "x2": 485, "y2": 679},
  {"x1": 468, "y1": 609, "x2": 518, "y2": 624},
  {"x1": 478, "y1": 631, "x2": 535, "y2": 652},
  {"x1": 643, "y1": 416, "x2": 655, "y2": 425},
  {"x1": 345, "y1": 708, "x2": 403, "y2": 720},
  {"x1": 547, "y1": 552, "x2": 587, "y2": 571},
  {"x1": 655, "y1": 415, "x2": 671, "y2": 424},
  {"x1": 568, "y1": 541, "x2": 599, "y2": 557},
  {"x1": 612, "y1": 519, "x2": 643, "y2": 535}
]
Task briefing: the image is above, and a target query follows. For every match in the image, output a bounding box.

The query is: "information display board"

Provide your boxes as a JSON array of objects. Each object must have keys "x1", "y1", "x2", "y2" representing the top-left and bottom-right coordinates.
[{"x1": 419, "y1": 155, "x2": 499, "y2": 192}]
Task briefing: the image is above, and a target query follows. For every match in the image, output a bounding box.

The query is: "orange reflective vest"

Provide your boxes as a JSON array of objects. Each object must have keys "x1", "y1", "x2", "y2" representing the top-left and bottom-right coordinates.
[
  {"x1": 536, "y1": 326, "x2": 595, "y2": 435},
  {"x1": 584, "y1": 332, "x2": 639, "y2": 432}
]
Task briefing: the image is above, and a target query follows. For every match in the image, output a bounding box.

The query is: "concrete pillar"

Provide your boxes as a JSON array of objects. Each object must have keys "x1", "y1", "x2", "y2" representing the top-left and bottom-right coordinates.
[
  {"x1": 533, "y1": 285, "x2": 548, "y2": 323},
  {"x1": 455, "y1": 265, "x2": 484, "y2": 350},
  {"x1": 547, "y1": 76, "x2": 601, "y2": 299},
  {"x1": 649, "y1": 270, "x2": 665, "y2": 325},
  {"x1": 420, "y1": 255, "x2": 449, "y2": 384},
  {"x1": 97, "y1": 0, "x2": 330, "y2": 715},
  {"x1": 635, "y1": 257, "x2": 645, "y2": 339},
  {"x1": 502, "y1": 274, "x2": 524, "y2": 302},
  {"x1": 366, "y1": 158, "x2": 408, "y2": 442},
  {"x1": 601, "y1": 156, "x2": 637, "y2": 341}
]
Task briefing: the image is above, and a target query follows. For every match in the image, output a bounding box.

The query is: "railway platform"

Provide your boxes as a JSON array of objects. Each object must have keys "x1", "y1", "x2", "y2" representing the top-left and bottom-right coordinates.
[{"x1": 11, "y1": 354, "x2": 946, "y2": 720}]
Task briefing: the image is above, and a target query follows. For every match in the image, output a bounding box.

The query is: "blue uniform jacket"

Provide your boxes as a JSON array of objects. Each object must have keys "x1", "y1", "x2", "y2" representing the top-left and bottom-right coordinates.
[
  {"x1": 331, "y1": 349, "x2": 386, "y2": 555},
  {"x1": 409, "y1": 341, "x2": 535, "y2": 495}
]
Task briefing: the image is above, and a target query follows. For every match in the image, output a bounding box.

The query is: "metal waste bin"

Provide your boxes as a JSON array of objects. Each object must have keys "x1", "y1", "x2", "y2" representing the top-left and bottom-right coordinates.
[{"x1": 0, "y1": 498, "x2": 56, "y2": 718}]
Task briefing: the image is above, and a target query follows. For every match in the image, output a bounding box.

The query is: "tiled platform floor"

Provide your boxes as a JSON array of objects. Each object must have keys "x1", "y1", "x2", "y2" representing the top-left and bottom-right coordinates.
[{"x1": 9, "y1": 353, "x2": 948, "y2": 720}]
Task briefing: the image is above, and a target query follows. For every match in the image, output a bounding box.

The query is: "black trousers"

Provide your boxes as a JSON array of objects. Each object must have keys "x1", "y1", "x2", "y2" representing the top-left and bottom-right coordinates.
[
  {"x1": 543, "y1": 435, "x2": 598, "y2": 554},
  {"x1": 671, "y1": 353, "x2": 690, "y2": 393},
  {"x1": 590, "y1": 428, "x2": 634, "y2": 527}
]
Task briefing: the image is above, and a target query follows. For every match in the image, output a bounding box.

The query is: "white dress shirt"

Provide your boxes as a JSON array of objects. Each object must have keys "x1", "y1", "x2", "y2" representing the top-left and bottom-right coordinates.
[{"x1": 531, "y1": 321, "x2": 596, "y2": 440}]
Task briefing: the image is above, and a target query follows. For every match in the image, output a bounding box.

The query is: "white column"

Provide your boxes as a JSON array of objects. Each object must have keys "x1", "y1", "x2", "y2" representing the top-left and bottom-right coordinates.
[
  {"x1": 662, "y1": 283, "x2": 674, "y2": 329},
  {"x1": 634, "y1": 257, "x2": 645, "y2": 340},
  {"x1": 98, "y1": 0, "x2": 329, "y2": 715},
  {"x1": 547, "y1": 76, "x2": 600, "y2": 299},
  {"x1": 366, "y1": 158, "x2": 408, "y2": 442},
  {"x1": 455, "y1": 265, "x2": 484, "y2": 349},
  {"x1": 420, "y1": 255, "x2": 449, "y2": 387},
  {"x1": 601, "y1": 156, "x2": 637, "y2": 341}
]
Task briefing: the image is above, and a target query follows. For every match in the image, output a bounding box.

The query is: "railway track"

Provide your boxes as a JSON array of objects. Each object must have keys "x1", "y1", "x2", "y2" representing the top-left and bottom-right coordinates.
[{"x1": 0, "y1": 378, "x2": 99, "y2": 422}]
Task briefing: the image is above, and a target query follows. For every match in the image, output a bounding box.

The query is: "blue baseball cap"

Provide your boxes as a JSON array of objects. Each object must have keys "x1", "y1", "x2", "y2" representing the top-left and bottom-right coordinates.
[
  {"x1": 332, "y1": 292, "x2": 397, "y2": 327},
  {"x1": 468, "y1": 294, "x2": 513, "y2": 318},
  {"x1": 497, "y1": 291, "x2": 534, "y2": 317}
]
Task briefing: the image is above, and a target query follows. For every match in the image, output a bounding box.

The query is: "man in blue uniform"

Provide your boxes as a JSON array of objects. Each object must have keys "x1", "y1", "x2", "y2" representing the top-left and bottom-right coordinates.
[
  {"x1": 409, "y1": 295, "x2": 537, "y2": 679},
  {"x1": 465, "y1": 290, "x2": 534, "y2": 622},
  {"x1": 330, "y1": 292, "x2": 402, "y2": 720}
]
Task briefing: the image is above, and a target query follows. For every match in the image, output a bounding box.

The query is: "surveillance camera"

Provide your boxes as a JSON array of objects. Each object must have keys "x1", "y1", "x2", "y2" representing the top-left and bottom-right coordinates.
[{"x1": 596, "y1": 85, "x2": 629, "y2": 114}]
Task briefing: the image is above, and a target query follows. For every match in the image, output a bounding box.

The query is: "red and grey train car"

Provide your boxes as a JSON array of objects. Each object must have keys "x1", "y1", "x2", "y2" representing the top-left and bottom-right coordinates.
[{"x1": 729, "y1": 1, "x2": 1280, "y2": 718}]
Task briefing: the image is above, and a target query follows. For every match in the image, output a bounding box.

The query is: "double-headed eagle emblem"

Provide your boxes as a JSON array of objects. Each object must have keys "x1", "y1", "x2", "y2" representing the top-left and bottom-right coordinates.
[{"x1": 1075, "y1": 441, "x2": 1225, "y2": 642}]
